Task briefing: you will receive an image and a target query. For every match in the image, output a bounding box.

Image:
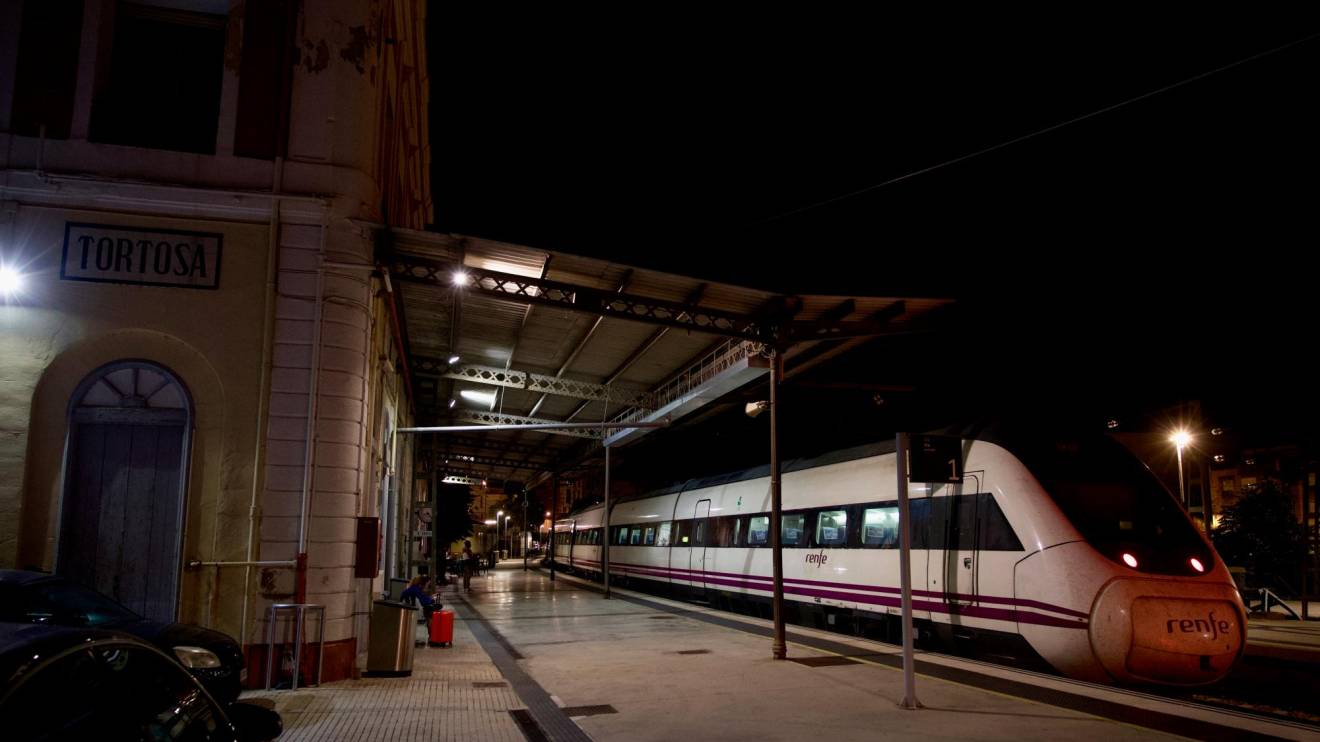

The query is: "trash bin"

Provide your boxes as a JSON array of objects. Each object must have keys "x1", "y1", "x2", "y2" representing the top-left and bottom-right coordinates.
[{"x1": 365, "y1": 600, "x2": 418, "y2": 677}]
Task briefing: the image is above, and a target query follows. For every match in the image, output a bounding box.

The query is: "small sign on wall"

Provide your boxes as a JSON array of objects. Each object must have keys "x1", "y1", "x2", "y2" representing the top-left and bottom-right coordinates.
[{"x1": 61, "y1": 222, "x2": 222, "y2": 289}]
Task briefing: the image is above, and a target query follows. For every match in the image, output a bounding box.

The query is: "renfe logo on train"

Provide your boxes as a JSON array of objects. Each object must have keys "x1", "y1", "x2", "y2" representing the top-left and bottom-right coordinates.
[
  {"x1": 62, "y1": 222, "x2": 222, "y2": 289},
  {"x1": 1165, "y1": 610, "x2": 1232, "y2": 640},
  {"x1": 805, "y1": 550, "x2": 828, "y2": 567}
]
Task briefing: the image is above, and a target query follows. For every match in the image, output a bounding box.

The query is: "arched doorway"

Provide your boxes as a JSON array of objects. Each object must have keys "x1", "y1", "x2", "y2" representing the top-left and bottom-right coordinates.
[{"x1": 58, "y1": 361, "x2": 192, "y2": 622}]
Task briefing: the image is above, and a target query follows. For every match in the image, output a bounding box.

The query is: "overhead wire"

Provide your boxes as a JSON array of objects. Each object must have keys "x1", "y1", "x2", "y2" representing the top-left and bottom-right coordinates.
[{"x1": 752, "y1": 30, "x2": 1320, "y2": 226}]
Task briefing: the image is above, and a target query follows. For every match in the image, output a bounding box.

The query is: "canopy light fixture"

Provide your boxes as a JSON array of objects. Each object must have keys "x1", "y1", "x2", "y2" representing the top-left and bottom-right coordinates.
[{"x1": 460, "y1": 389, "x2": 496, "y2": 406}]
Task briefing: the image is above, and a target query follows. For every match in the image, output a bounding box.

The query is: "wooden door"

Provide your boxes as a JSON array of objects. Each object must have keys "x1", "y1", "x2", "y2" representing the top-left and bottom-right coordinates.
[{"x1": 59, "y1": 363, "x2": 191, "y2": 623}]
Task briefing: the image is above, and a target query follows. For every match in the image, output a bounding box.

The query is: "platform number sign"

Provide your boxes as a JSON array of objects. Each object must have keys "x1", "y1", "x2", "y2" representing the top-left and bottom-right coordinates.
[{"x1": 908, "y1": 434, "x2": 964, "y2": 484}]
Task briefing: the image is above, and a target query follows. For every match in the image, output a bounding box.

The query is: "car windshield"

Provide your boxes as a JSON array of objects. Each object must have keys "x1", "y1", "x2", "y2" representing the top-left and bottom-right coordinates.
[{"x1": 33, "y1": 580, "x2": 141, "y2": 626}]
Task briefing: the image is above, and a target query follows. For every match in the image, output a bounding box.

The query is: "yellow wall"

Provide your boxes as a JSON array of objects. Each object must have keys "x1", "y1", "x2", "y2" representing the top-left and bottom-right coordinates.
[{"x1": 4, "y1": 204, "x2": 269, "y2": 637}]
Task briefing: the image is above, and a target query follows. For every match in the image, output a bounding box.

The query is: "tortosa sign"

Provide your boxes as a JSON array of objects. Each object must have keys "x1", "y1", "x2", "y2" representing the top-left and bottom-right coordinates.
[{"x1": 61, "y1": 222, "x2": 222, "y2": 289}]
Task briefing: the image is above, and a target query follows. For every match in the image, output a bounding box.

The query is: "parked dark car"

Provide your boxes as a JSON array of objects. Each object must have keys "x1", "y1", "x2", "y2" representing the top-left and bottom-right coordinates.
[
  {"x1": 0, "y1": 570, "x2": 245, "y2": 705},
  {"x1": 0, "y1": 622, "x2": 281, "y2": 741}
]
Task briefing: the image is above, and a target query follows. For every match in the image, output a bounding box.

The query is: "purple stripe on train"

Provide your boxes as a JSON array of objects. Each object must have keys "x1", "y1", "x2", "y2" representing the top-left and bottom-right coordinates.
[{"x1": 564, "y1": 556, "x2": 1087, "y2": 629}]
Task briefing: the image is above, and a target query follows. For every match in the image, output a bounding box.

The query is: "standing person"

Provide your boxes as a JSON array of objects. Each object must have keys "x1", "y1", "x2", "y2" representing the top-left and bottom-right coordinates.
[{"x1": 462, "y1": 540, "x2": 475, "y2": 591}]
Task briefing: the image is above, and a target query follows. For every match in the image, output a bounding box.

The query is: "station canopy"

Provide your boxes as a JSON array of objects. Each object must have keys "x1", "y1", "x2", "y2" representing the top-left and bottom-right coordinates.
[{"x1": 388, "y1": 229, "x2": 954, "y2": 492}]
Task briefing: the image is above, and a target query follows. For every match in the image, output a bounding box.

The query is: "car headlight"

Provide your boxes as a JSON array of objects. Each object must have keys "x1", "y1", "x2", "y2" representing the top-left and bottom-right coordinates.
[{"x1": 173, "y1": 645, "x2": 222, "y2": 669}]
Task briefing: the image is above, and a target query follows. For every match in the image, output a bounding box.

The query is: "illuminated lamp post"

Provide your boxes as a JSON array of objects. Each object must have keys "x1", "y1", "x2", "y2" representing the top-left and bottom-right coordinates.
[{"x1": 1170, "y1": 430, "x2": 1191, "y2": 510}]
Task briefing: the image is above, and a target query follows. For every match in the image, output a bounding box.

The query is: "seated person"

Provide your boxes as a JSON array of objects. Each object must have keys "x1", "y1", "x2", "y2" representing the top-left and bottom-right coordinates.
[{"x1": 400, "y1": 575, "x2": 440, "y2": 620}]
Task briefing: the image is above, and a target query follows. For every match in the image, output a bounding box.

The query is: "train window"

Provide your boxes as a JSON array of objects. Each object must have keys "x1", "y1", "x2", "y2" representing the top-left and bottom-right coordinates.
[
  {"x1": 947, "y1": 496, "x2": 978, "y2": 551},
  {"x1": 630, "y1": 527, "x2": 642, "y2": 545},
  {"x1": 732, "y1": 517, "x2": 743, "y2": 547},
  {"x1": 709, "y1": 516, "x2": 734, "y2": 547},
  {"x1": 616, "y1": 526, "x2": 629, "y2": 546},
  {"x1": 977, "y1": 494, "x2": 1023, "y2": 551},
  {"x1": 815, "y1": 509, "x2": 848, "y2": 547},
  {"x1": 747, "y1": 516, "x2": 769, "y2": 546},
  {"x1": 692, "y1": 519, "x2": 706, "y2": 547},
  {"x1": 644, "y1": 526, "x2": 656, "y2": 545},
  {"x1": 657, "y1": 522, "x2": 672, "y2": 547},
  {"x1": 782, "y1": 513, "x2": 805, "y2": 547},
  {"x1": 911, "y1": 498, "x2": 935, "y2": 549},
  {"x1": 674, "y1": 519, "x2": 692, "y2": 545},
  {"x1": 862, "y1": 507, "x2": 899, "y2": 547}
]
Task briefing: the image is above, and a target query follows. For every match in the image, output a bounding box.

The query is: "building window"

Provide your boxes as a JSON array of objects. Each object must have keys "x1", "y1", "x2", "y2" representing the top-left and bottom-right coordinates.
[
  {"x1": 8, "y1": 0, "x2": 84, "y2": 139},
  {"x1": 234, "y1": 0, "x2": 296, "y2": 158},
  {"x1": 90, "y1": 1, "x2": 226, "y2": 154}
]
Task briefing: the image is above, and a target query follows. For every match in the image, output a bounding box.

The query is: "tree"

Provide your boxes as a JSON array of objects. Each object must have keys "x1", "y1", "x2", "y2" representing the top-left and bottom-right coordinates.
[{"x1": 1212, "y1": 478, "x2": 1305, "y2": 595}]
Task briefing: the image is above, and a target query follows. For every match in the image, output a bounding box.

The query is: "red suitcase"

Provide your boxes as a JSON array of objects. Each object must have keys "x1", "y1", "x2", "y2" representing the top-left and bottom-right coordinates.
[{"x1": 428, "y1": 609, "x2": 454, "y2": 647}]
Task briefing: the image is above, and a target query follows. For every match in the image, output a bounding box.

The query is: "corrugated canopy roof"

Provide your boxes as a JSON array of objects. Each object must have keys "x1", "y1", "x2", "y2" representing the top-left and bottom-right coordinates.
[{"x1": 388, "y1": 229, "x2": 953, "y2": 491}]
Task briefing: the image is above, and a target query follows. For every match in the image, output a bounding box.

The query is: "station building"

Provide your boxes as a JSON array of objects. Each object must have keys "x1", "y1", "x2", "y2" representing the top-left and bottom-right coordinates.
[
  {"x1": 0, "y1": 1, "x2": 948, "y2": 690},
  {"x1": 1, "y1": 0, "x2": 429, "y2": 682}
]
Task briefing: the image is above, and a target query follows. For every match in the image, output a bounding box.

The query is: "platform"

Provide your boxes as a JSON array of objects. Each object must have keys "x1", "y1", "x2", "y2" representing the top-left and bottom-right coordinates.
[{"x1": 244, "y1": 561, "x2": 1318, "y2": 741}]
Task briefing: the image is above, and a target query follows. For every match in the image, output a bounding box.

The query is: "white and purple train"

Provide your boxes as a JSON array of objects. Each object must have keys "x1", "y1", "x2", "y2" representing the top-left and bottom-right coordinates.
[{"x1": 551, "y1": 429, "x2": 1245, "y2": 686}]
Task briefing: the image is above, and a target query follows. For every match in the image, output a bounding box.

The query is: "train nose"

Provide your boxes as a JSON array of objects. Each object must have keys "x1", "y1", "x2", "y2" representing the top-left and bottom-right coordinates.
[{"x1": 1089, "y1": 578, "x2": 1244, "y2": 685}]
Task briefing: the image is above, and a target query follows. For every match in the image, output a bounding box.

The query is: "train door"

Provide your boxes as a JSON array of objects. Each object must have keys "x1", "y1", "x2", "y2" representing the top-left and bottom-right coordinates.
[
  {"x1": 943, "y1": 473, "x2": 984, "y2": 609},
  {"x1": 690, "y1": 499, "x2": 711, "y2": 598}
]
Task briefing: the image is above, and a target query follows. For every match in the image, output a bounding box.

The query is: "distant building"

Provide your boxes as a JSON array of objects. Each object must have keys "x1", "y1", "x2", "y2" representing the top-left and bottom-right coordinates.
[{"x1": 1, "y1": 0, "x2": 431, "y2": 684}]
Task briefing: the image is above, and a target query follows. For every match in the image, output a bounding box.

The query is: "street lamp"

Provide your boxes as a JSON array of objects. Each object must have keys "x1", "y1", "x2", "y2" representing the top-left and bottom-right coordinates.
[
  {"x1": 496, "y1": 510, "x2": 504, "y2": 559},
  {"x1": 1170, "y1": 430, "x2": 1192, "y2": 510}
]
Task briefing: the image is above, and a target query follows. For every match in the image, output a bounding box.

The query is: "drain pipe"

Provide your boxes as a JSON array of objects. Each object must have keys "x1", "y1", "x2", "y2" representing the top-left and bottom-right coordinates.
[
  {"x1": 296, "y1": 215, "x2": 328, "y2": 603},
  {"x1": 234, "y1": 157, "x2": 284, "y2": 646}
]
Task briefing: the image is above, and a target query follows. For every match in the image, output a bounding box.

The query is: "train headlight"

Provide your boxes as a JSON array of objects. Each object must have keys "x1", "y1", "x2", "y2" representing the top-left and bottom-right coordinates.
[
  {"x1": 1121, "y1": 552, "x2": 1139, "y2": 569},
  {"x1": 1189, "y1": 557, "x2": 1205, "y2": 573}
]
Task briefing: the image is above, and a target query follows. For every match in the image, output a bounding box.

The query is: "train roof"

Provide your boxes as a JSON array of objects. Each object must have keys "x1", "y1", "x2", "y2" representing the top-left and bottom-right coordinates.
[
  {"x1": 563, "y1": 415, "x2": 1115, "y2": 516},
  {"x1": 567, "y1": 439, "x2": 897, "y2": 515}
]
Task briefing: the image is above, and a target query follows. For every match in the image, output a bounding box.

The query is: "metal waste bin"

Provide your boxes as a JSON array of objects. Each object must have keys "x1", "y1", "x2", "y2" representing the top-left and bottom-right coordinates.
[{"x1": 365, "y1": 600, "x2": 417, "y2": 677}]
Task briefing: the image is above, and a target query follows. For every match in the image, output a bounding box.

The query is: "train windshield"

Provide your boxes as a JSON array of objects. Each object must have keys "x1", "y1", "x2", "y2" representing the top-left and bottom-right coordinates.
[{"x1": 1016, "y1": 434, "x2": 1212, "y2": 575}]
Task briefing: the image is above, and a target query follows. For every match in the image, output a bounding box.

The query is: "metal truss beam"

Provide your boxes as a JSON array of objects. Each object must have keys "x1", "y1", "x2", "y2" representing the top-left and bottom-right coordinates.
[
  {"x1": 391, "y1": 253, "x2": 774, "y2": 341},
  {"x1": 453, "y1": 409, "x2": 603, "y2": 439},
  {"x1": 440, "y1": 474, "x2": 486, "y2": 486},
  {"x1": 393, "y1": 253, "x2": 937, "y2": 344},
  {"x1": 428, "y1": 434, "x2": 550, "y2": 460},
  {"x1": 420, "y1": 450, "x2": 551, "y2": 471},
  {"x1": 413, "y1": 358, "x2": 652, "y2": 409}
]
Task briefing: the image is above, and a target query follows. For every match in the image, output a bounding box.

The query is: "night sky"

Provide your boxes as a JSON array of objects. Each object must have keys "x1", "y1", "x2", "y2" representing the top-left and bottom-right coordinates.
[{"x1": 427, "y1": 11, "x2": 1320, "y2": 453}]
